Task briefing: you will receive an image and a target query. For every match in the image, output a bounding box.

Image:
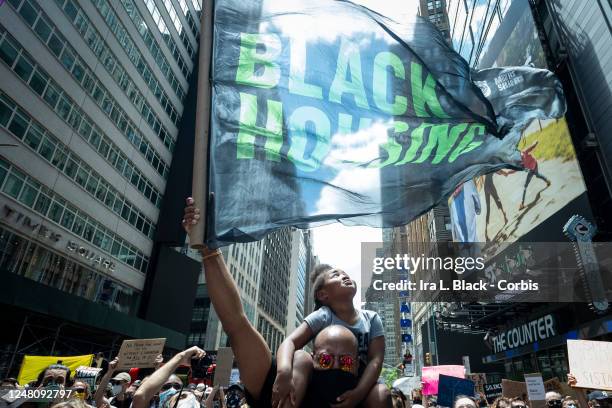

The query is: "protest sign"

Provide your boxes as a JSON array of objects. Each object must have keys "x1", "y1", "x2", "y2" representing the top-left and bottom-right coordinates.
[
  {"x1": 229, "y1": 368, "x2": 240, "y2": 385},
  {"x1": 525, "y1": 373, "x2": 546, "y2": 406},
  {"x1": 484, "y1": 383, "x2": 503, "y2": 403},
  {"x1": 116, "y1": 338, "x2": 166, "y2": 369},
  {"x1": 74, "y1": 366, "x2": 102, "y2": 390},
  {"x1": 567, "y1": 339, "x2": 612, "y2": 391},
  {"x1": 213, "y1": 347, "x2": 234, "y2": 387},
  {"x1": 438, "y1": 374, "x2": 475, "y2": 407},
  {"x1": 502, "y1": 379, "x2": 528, "y2": 400},
  {"x1": 422, "y1": 365, "x2": 465, "y2": 395},
  {"x1": 17, "y1": 354, "x2": 94, "y2": 385},
  {"x1": 469, "y1": 373, "x2": 487, "y2": 394}
]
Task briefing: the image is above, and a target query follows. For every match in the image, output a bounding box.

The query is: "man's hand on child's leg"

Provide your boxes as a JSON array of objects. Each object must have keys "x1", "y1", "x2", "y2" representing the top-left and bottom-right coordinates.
[{"x1": 272, "y1": 370, "x2": 296, "y2": 408}]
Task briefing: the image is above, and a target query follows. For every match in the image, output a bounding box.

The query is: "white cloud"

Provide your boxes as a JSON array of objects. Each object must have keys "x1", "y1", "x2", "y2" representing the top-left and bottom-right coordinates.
[{"x1": 311, "y1": 223, "x2": 382, "y2": 307}]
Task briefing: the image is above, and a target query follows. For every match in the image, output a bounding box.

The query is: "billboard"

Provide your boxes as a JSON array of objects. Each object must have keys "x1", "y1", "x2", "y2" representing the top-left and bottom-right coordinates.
[{"x1": 449, "y1": 0, "x2": 590, "y2": 256}]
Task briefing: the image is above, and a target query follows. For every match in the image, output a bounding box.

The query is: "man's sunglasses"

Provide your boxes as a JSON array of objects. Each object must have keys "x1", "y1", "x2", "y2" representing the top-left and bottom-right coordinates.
[
  {"x1": 548, "y1": 400, "x2": 562, "y2": 407},
  {"x1": 316, "y1": 353, "x2": 355, "y2": 372},
  {"x1": 161, "y1": 383, "x2": 182, "y2": 391},
  {"x1": 73, "y1": 388, "x2": 86, "y2": 394}
]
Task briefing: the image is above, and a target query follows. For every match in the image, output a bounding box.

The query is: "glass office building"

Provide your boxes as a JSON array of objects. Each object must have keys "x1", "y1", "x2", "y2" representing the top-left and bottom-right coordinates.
[{"x1": 0, "y1": 0, "x2": 202, "y2": 372}]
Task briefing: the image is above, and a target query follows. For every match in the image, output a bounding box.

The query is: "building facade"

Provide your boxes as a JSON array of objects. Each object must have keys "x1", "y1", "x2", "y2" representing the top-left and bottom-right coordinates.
[
  {"x1": 419, "y1": 0, "x2": 452, "y2": 43},
  {"x1": 0, "y1": 0, "x2": 203, "y2": 376},
  {"x1": 440, "y1": 0, "x2": 612, "y2": 380}
]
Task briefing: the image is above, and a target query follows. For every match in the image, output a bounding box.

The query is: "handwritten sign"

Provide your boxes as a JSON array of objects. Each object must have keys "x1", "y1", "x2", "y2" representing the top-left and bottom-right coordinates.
[
  {"x1": 438, "y1": 374, "x2": 475, "y2": 407},
  {"x1": 116, "y1": 338, "x2": 165, "y2": 369},
  {"x1": 213, "y1": 347, "x2": 234, "y2": 387},
  {"x1": 422, "y1": 365, "x2": 465, "y2": 395},
  {"x1": 74, "y1": 366, "x2": 102, "y2": 389},
  {"x1": 525, "y1": 373, "x2": 546, "y2": 401},
  {"x1": 567, "y1": 339, "x2": 612, "y2": 391}
]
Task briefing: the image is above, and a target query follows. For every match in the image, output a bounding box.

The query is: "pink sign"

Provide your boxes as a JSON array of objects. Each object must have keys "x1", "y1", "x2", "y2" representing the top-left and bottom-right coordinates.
[{"x1": 422, "y1": 365, "x2": 466, "y2": 395}]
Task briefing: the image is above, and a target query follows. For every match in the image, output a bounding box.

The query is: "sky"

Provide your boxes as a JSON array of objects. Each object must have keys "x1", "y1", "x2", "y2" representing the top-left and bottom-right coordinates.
[{"x1": 310, "y1": 0, "x2": 419, "y2": 307}]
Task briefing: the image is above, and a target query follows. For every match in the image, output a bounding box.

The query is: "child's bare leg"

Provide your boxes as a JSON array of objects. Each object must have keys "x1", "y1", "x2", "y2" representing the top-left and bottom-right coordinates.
[
  {"x1": 292, "y1": 350, "x2": 313, "y2": 406},
  {"x1": 363, "y1": 383, "x2": 392, "y2": 408}
]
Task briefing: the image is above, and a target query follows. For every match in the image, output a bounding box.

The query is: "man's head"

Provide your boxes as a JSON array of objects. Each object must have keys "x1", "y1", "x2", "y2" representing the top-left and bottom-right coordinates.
[
  {"x1": 110, "y1": 372, "x2": 131, "y2": 396},
  {"x1": 71, "y1": 381, "x2": 91, "y2": 401},
  {"x1": 96, "y1": 352, "x2": 104, "y2": 359},
  {"x1": 562, "y1": 397, "x2": 579, "y2": 408},
  {"x1": 546, "y1": 392, "x2": 562, "y2": 408},
  {"x1": 310, "y1": 264, "x2": 356, "y2": 310},
  {"x1": 306, "y1": 325, "x2": 360, "y2": 406},
  {"x1": 454, "y1": 396, "x2": 477, "y2": 408},
  {"x1": 37, "y1": 364, "x2": 71, "y2": 388},
  {"x1": 126, "y1": 379, "x2": 141, "y2": 397},
  {"x1": 588, "y1": 391, "x2": 612, "y2": 408},
  {"x1": 511, "y1": 397, "x2": 528, "y2": 408},
  {"x1": 313, "y1": 325, "x2": 359, "y2": 375}
]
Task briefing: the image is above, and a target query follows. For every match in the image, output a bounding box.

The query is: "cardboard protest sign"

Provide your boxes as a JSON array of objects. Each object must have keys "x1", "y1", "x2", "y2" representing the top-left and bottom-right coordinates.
[
  {"x1": 438, "y1": 374, "x2": 475, "y2": 407},
  {"x1": 74, "y1": 366, "x2": 102, "y2": 390},
  {"x1": 213, "y1": 347, "x2": 234, "y2": 387},
  {"x1": 116, "y1": 338, "x2": 166, "y2": 369},
  {"x1": 422, "y1": 365, "x2": 466, "y2": 395},
  {"x1": 502, "y1": 379, "x2": 528, "y2": 400},
  {"x1": 525, "y1": 373, "x2": 546, "y2": 406},
  {"x1": 484, "y1": 383, "x2": 503, "y2": 403},
  {"x1": 567, "y1": 339, "x2": 612, "y2": 391}
]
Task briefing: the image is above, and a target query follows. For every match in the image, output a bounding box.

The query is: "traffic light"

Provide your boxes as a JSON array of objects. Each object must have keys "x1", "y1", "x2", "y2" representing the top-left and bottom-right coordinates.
[{"x1": 425, "y1": 352, "x2": 432, "y2": 366}]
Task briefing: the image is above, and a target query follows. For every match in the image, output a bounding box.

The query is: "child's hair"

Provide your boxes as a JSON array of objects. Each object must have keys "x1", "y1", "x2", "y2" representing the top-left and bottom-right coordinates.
[{"x1": 310, "y1": 264, "x2": 334, "y2": 310}]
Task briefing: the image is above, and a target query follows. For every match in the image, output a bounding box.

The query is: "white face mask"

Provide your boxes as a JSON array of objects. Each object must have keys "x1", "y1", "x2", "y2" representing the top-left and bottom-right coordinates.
[
  {"x1": 176, "y1": 394, "x2": 201, "y2": 408},
  {"x1": 112, "y1": 384, "x2": 123, "y2": 396}
]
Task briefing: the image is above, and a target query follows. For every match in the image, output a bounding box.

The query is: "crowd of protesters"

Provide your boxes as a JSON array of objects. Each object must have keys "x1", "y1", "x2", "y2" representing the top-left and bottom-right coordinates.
[
  {"x1": 0, "y1": 198, "x2": 609, "y2": 408},
  {"x1": 2, "y1": 362, "x2": 609, "y2": 408}
]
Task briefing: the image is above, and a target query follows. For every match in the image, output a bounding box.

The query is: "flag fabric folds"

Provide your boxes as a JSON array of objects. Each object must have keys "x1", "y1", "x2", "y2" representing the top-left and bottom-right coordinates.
[{"x1": 207, "y1": 0, "x2": 566, "y2": 246}]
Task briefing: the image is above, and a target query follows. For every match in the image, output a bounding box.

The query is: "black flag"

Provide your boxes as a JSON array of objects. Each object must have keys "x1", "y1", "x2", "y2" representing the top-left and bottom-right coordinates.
[{"x1": 207, "y1": 0, "x2": 565, "y2": 246}]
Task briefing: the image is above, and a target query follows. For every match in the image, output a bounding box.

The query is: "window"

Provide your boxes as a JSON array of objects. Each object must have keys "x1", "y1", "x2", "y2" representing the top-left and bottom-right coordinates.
[
  {"x1": 19, "y1": 1, "x2": 38, "y2": 26},
  {"x1": 0, "y1": 38, "x2": 18, "y2": 67},
  {"x1": 43, "y1": 84, "x2": 60, "y2": 108},
  {"x1": 48, "y1": 33, "x2": 64, "y2": 57},
  {"x1": 8, "y1": 113, "x2": 28, "y2": 139},
  {"x1": 39, "y1": 138, "x2": 55, "y2": 161},
  {"x1": 34, "y1": 17, "x2": 52, "y2": 42},
  {"x1": 14, "y1": 55, "x2": 34, "y2": 81},
  {"x1": 0, "y1": 99, "x2": 11, "y2": 127},
  {"x1": 18, "y1": 182, "x2": 37, "y2": 207},
  {"x1": 29, "y1": 71, "x2": 48, "y2": 95},
  {"x1": 48, "y1": 200, "x2": 64, "y2": 223},
  {"x1": 34, "y1": 191, "x2": 51, "y2": 215}
]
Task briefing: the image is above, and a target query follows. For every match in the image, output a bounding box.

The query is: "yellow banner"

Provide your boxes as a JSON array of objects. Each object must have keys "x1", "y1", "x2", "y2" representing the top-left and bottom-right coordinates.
[{"x1": 17, "y1": 354, "x2": 94, "y2": 386}]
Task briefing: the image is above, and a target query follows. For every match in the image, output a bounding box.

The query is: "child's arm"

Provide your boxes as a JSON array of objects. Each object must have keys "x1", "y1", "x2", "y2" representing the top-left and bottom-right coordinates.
[{"x1": 272, "y1": 323, "x2": 314, "y2": 407}]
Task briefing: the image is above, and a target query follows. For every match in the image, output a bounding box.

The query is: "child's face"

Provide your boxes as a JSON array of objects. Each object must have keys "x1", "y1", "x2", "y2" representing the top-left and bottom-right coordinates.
[{"x1": 321, "y1": 269, "x2": 357, "y2": 300}]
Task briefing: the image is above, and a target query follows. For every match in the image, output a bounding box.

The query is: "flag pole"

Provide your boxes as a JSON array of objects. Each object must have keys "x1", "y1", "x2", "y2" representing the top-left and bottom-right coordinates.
[{"x1": 191, "y1": 0, "x2": 214, "y2": 249}]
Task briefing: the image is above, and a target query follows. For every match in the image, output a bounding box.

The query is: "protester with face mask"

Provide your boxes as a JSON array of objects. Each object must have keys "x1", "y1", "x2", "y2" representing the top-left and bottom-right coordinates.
[
  {"x1": 70, "y1": 381, "x2": 93, "y2": 407},
  {"x1": 37, "y1": 364, "x2": 71, "y2": 389},
  {"x1": 587, "y1": 392, "x2": 612, "y2": 408},
  {"x1": 108, "y1": 372, "x2": 132, "y2": 408},
  {"x1": 562, "y1": 397, "x2": 580, "y2": 408},
  {"x1": 131, "y1": 346, "x2": 205, "y2": 408},
  {"x1": 511, "y1": 397, "x2": 528, "y2": 408},
  {"x1": 94, "y1": 357, "x2": 122, "y2": 408},
  {"x1": 547, "y1": 392, "x2": 563, "y2": 408}
]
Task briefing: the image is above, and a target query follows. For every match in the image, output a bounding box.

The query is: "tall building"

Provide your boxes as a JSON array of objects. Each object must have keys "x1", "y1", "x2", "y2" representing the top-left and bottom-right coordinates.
[
  {"x1": 419, "y1": 0, "x2": 452, "y2": 43},
  {"x1": 0, "y1": 0, "x2": 203, "y2": 376},
  {"x1": 286, "y1": 229, "x2": 314, "y2": 334},
  {"x1": 257, "y1": 227, "x2": 293, "y2": 355}
]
